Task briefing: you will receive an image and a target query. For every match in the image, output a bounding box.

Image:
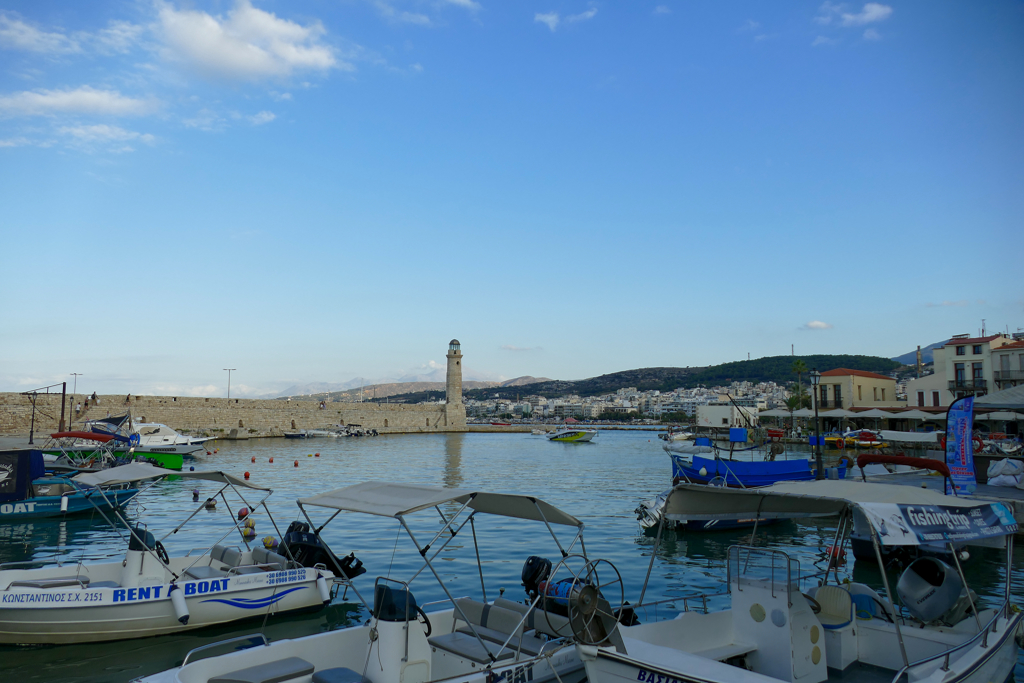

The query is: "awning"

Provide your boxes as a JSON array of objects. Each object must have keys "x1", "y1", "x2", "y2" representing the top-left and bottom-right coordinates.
[
  {"x1": 978, "y1": 411, "x2": 1024, "y2": 421},
  {"x1": 974, "y1": 384, "x2": 1024, "y2": 410},
  {"x1": 820, "y1": 409, "x2": 856, "y2": 418},
  {"x1": 298, "y1": 481, "x2": 581, "y2": 526},
  {"x1": 853, "y1": 409, "x2": 896, "y2": 418},
  {"x1": 894, "y1": 410, "x2": 939, "y2": 420},
  {"x1": 73, "y1": 463, "x2": 268, "y2": 490},
  {"x1": 663, "y1": 481, "x2": 1017, "y2": 546},
  {"x1": 878, "y1": 430, "x2": 940, "y2": 443},
  {"x1": 791, "y1": 409, "x2": 814, "y2": 417}
]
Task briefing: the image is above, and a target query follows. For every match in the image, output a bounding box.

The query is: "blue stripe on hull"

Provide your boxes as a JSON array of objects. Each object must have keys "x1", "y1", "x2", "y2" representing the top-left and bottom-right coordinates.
[{"x1": 0, "y1": 489, "x2": 138, "y2": 520}]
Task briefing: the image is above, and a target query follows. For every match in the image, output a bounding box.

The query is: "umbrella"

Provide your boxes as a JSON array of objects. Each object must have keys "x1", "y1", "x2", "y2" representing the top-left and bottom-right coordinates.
[
  {"x1": 895, "y1": 409, "x2": 936, "y2": 420},
  {"x1": 978, "y1": 411, "x2": 1024, "y2": 421}
]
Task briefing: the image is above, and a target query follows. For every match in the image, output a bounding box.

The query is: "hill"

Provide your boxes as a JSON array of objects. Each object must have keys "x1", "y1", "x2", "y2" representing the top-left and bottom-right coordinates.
[
  {"x1": 279, "y1": 376, "x2": 550, "y2": 403},
  {"x1": 891, "y1": 340, "x2": 949, "y2": 366},
  {"x1": 450, "y1": 354, "x2": 901, "y2": 402}
]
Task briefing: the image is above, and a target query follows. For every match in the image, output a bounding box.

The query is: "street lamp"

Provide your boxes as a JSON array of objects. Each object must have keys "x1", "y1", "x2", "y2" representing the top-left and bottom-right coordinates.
[
  {"x1": 810, "y1": 369, "x2": 823, "y2": 480},
  {"x1": 70, "y1": 373, "x2": 82, "y2": 420},
  {"x1": 224, "y1": 369, "x2": 236, "y2": 399}
]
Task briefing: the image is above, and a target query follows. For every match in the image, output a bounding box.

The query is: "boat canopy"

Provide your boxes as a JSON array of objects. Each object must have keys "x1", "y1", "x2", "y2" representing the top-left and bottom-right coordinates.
[
  {"x1": 298, "y1": 480, "x2": 581, "y2": 527},
  {"x1": 73, "y1": 462, "x2": 268, "y2": 490},
  {"x1": 50, "y1": 431, "x2": 130, "y2": 444},
  {"x1": 664, "y1": 481, "x2": 1018, "y2": 546},
  {"x1": 878, "y1": 430, "x2": 940, "y2": 443}
]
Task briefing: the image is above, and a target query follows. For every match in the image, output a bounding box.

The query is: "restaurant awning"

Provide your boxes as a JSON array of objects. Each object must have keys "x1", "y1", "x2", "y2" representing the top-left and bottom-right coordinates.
[
  {"x1": 820, "y1": 408, "x2": 856, "y2": 417},
  {"x1": 974, "y1": 384, "x2": 1024, "y2": 410},
  {"x1": 853, "y1": 409, "x2": 896, "y2": 418}
]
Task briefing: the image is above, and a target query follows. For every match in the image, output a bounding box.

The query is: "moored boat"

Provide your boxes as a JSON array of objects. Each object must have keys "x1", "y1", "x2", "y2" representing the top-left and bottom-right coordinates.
[{"x1": 549, "y1": 428, "x2": 598, "y2": 442}]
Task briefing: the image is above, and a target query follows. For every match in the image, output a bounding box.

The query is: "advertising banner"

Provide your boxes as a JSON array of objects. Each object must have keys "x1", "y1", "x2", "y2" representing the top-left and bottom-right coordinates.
[
  {"x1": 944, "y1": 396, "x2": 976, "y2": 495},
  {"x1": 859, "y1": 502, "x2": 1017, "y2": 546}
]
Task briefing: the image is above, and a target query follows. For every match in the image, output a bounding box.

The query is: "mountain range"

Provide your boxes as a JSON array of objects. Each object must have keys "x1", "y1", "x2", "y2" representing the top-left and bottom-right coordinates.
[{"x1": 891, "y1": 340, "x2": 949, "y2": 366}]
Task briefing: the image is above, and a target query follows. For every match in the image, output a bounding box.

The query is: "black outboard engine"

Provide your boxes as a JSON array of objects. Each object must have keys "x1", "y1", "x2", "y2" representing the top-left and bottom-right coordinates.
[
  {"x1": 522, "y1": 555, "x2": 552, "y2": 597},
  {"x1": 897, "y1": 558, "x2": 971, "y2": 624},
  {"x1": 280, "y1": 521, "x2": 366, "y2": 579}
]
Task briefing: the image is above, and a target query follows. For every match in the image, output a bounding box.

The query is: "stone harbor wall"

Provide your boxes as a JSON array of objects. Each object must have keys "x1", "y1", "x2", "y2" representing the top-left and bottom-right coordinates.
[{"x1": 0, "y1": 393, "x2": 466, "y2": 438}]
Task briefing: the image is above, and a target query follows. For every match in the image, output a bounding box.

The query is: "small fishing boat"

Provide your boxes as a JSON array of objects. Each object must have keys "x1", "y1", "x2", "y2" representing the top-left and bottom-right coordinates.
[
  {"x1": 549, "y1": 428, "x2": 598, "y2": 442},
  {"x1": 0, "y1": 463, "x2": 362, "y2": 644},
  {"x1": 579, "y1": 480, "x2": 1022, "y2": 683},
  {"x1": 41, "y1": 431, "x2": 184, "y2": 471},
  {"x1": 137, "y1": 481, "x2": 594, "y2": 683},
  {"x1": 0, "y1": 449, "x2": 138, "y2": 520}
]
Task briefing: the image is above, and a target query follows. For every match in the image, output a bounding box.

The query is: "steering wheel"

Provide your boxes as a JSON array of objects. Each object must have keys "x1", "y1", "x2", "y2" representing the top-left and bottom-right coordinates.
[
  {"x1": 415, "y1": 605, "x2": 432, "y2": 637},
  {"x1": 801, "y1": 593, "x2": 821, "y2": 614},
  {"x1": 543, "y1": 555, "x2": 625, "y2": 645},
  {"x1": 155, "y1": 541, "x2": 170, "y2": 565}
]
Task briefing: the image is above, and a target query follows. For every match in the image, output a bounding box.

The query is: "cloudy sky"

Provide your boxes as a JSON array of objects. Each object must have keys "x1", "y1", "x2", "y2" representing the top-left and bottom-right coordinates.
[{"x1": 1, "y1": 1, "x2": 1021, "y2": 397}]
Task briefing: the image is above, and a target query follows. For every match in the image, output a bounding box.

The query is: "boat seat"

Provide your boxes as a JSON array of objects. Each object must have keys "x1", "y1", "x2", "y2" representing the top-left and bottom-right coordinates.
[
  {"x1": 493, "y1": 597, "x2": 570, "y2": 639},
  {"x1": 211, "y1": 545, "x2": 243, "y2": 567},
  {"x1": 251, "y1": 548, "x2": 289, "y2": 571},
  {"x1": 815, "y1": 586, "x2": 853, "y2": 630},
  {"x1": 185, "y1": 566, "x2": 229, "y2": 580},
  {"x1": 429, "y1": 632, "x2": 516, "y2": 665},
  {"x1": 10, "y1": 577, "x2": 89, "y2": 589},
  {"x1": 312, "y1": 668, "x2": 373, "y2": 683},
  {"x1": 452, "y1": 598, "x2": 549, "y2": 655},
  {"x1": 208, "y1": 656, "x2": 314, "y2": 683}
]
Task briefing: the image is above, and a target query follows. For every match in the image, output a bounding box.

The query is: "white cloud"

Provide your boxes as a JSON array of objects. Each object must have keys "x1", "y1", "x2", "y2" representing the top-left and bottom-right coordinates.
[
  {"x1": 654, "y1": 6, "x2": 672, "y2": 15},
  {"x1": 0, "y1": 136, "x2": 32, "y2": 147},
  {"x1": 535, "y1": 12, "x2": 560, "y2": 31},
  {"x1": 92, "y1": 20, "x2": 145, "y2": 55},
  {"x1": 374, "y1": 1, "x2": 432, "y2": 25},
  {"x1": 863, "y1": 28, "x2": 881, "y2": 40},
  {"x1": 249, "y1": 110, "x2": 275, "y2": 125},
  {"x1": 566, "y1": 8, "x2": 597, "y2": 23},
  {"x1": 0, "y1": 13, "x2": 80, "y2": 54},
  {"x1": 801, "y1": 320, "x2": 834, "y2": 330},
  {"x1": 501, "y1": 345, "x2": 542, "y2": 352},
  {"x1": 58, "y1": 124, "x2": 155, "y2": 144},
  {"x1": 0, "y1": 86, "x2": 158, "y2": 117},
  {"x1": 183, "y1": 108, "x2": 225, "y2": 131},
  {"x1": 812, "y1": 35, "x2": 837, "y2": 46},
  {"x1": 841, "y1": 3, "x2": 892, "y2": 26},
  {"x1": 157, "y1": 0, "x2": 340, "y2": 81},
  {"x1": 442, "y1": 0, "x2": 481, "y2": 10},
  {"x1": 814, "y1": 1, "x2": 843, "y2": 25}
]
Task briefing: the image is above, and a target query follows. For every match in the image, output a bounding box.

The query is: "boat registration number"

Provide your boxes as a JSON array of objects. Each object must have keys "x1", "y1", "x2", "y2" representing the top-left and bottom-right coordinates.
[{"x1": 2, "y1": 591, "x2": 103, "y2": 604}]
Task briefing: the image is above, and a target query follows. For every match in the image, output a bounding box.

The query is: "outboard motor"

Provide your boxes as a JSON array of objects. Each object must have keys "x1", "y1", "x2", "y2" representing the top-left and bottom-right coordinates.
[
  {"x1": 897, "y1": 558, "x2": 966, "y2": 623},
  {"x1": 521, "y1": 555, "x2": 552, "y2": 597},
  {"x1": 279, "y1": 521, "x2": 366, "y2": 579}
]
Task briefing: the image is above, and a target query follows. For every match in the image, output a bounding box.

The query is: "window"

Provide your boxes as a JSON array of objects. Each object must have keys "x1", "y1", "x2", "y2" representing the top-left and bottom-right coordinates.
[
  {"x1": 722, "y1": 418, "x2": 729, "y2": 425},
  {"x1": 881, "y1": 388, "x2": 886, "y2": 401},
  {"x1": 973, "y1": 345, "x2": 982, "y2": 355},
  {"x1": 955, "y1": 346, "x2": 966, "y2": 355},
  {"x1": 932, "y1": 391, "x2": 940, "y2": 407},
  {"x1": 834, "y1": 385, "x2": 842, "y2": 405},
  {"x1": 857, "y1": 385, "x2": 862, "y2": 401},
  {"x1": 972, "y1": 363, "x2": 983, "y2": 381},
  {"x1": 820, "y1": 386, "x2": 828, "y2": 404},
  {"x1": 917, "y1": 391, "x2": 925, "y2": 406},
  {"x1": 1000, "y1": 355, "x2": 1010, "y2": 372},
  {"x1": 873, "y1": 387, "x2": 878, "y2": 401},
  {"x1": 955, "y1": 363, "x2": 965, "y2": 382}
]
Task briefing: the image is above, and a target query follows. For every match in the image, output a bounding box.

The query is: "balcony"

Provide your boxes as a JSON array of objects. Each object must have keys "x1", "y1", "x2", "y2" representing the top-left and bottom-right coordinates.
[
  {"x1": 814, "y1": 400, "x2": 844, "y2": 410},
  {"x1": 993, "y1": 370, "x2": 1024, "y2": 383},
  {"x1": 948, "y1": 379, "x2": 987, "y2": 392}
]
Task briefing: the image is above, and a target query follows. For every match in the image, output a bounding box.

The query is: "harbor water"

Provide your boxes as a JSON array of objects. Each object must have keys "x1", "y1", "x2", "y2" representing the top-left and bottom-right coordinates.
[{"x1": 1, "y1": 431, "x2": 1020, "y2": 682}]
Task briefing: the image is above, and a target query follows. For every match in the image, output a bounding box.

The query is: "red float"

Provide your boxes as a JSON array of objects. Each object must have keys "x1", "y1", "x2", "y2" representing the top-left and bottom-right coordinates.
[{"x1": 244, "y1": 471, "x2": 250, "y2": 479}]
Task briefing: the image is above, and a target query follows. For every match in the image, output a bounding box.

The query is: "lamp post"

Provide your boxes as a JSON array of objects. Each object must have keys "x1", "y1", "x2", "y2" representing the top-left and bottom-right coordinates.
[
  {"x1": 811, "y1": 369, "x2": 823, "y2": 479},
  {"x1": 70, "y1": 373, "x2": 82, "y2": 422},
  {"x1": 224, "y1": 369, "x2": 236, "y2": 399}
]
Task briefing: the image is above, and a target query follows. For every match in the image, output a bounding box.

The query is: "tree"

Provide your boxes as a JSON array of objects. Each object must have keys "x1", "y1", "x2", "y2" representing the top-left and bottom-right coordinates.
[{"x1": 792, "y1": 359, "x2": 808, "y2": 412}]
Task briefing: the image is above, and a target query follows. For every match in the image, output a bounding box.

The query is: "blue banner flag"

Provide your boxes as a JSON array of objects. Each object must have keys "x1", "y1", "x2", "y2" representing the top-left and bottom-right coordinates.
[{"x1": 944, "y1": 396, "x2": 976, "y2": 495}]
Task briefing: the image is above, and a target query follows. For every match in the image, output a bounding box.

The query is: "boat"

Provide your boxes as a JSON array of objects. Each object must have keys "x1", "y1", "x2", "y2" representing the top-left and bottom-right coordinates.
[
  {"x1": 577, "y1": 479, "x2": 1022, "y2": 683},
  {"x1": 491, "y1": 421, "x2": 512, "y2": 426},
  {"x1": 0, "y1": 449, "x2": 139, "y2": 520},
  {"x1": 0, "y1": 462, "x2": 363, "y2": 644},
  {"x1": 665, "y1": 439, "x2": 839, "y2": 488},
  {"x1": 135, "y1": 481, "x2": 594, "y2": 683},
  {"x1": 549, "y1": 428, "x2": 598, "y2": 442},
  {"x1": 40, "y1": 431, "x2": 184, "y2": 471},
  {"x1": 131, "y1": 421, "x2": 213, "y2": 454}
]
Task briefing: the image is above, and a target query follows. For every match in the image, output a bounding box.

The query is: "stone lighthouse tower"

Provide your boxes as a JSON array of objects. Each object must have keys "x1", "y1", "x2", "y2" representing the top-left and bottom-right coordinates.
[{"x1": 445, "y1": 339, "x2": 466, "y2": 429}]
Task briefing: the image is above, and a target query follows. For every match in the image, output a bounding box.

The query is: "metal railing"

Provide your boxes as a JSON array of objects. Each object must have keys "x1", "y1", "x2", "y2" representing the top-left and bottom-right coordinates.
[
  {"x1": 993, "y1": 370, "x2": 1024, "y2": 382},
  {"x1": 948, "y1": 379, "x2": 987, "y2": 391},
  {"x1": 891, "y1": 600, "x2": 1017, "y2": 683},
  {"x1": 181, "y1": 633, "x2": 269, "y2": 667}
]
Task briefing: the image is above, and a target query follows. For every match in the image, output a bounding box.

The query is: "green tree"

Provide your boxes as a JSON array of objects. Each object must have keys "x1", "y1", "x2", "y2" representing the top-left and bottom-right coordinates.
[{"x1": 792, "y1": 359, "x2": 808, "y2": 411}]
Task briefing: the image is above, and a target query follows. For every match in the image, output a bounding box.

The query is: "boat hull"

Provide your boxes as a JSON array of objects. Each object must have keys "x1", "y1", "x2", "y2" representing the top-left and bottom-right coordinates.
[
  {"x1": 671, "y1": 454, "x2": 826, "y2": 488},
  {"x1": 0, "y1": 488, "x2": 138, "y2": 520},
  {"x1": 0, "y1": 569, "x2": 325, "y2": 644},
  {"x1": 549, "y1": 430, "x2": 597, "y2": 442},
  {"x1": 41, "y1": 447, "x2": 184, "y2": 471}
]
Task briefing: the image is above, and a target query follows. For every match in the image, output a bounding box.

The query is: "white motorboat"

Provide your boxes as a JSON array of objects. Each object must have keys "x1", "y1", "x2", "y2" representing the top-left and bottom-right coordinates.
[
  {"x1": 0, "y1": 463, "x2": 356, "y2": 644},
  {"x1": 133, "y1": 422, "x2": 213, "y2": 455},
  {"x1": 576, "y1": 479, "x2": 1022, "y2": 683},
  {"x1": 137, "y1": 481, "x2": 596, "y2": 683}
]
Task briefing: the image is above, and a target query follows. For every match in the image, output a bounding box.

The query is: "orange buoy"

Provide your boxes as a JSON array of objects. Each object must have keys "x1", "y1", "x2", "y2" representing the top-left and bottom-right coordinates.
[
  {"x1": 206, "y1": 451, "x2": 212, "y2": 455},
  {"x1": 315, "y1": 453, "x2": 320, "y2": 457},
  {"x1": 251, "y1": 456, "x2": 255, "y2": 463},
  {"x1": 214, "y1": 449, "x2": 218, "y2": 453},
  {"x1": 269, "y1": 457, "x2": 274, "y2": 463},
  {"x1": 244, "y1": 471, "x2": 250, "y2": 480},
  {"x1": 293, "y1": 460, "x2": 298, "y2": 467}
]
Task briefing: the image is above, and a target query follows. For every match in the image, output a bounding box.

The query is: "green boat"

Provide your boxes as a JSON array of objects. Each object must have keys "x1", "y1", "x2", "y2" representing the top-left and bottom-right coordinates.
[{"x1": 41, "y1": 431, "x2": 184, "y2": 471}]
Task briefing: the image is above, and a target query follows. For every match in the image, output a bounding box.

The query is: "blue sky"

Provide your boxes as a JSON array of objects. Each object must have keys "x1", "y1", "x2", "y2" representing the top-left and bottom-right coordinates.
[{"x1": 1, "y1": 1, "x2": 1022, "y2": 397}]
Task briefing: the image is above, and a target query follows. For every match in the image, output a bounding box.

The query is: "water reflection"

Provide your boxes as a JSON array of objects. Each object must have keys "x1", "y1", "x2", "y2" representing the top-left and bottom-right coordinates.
[{"x1": 443, "y1": 433, "x2": 464, "y2": 488}]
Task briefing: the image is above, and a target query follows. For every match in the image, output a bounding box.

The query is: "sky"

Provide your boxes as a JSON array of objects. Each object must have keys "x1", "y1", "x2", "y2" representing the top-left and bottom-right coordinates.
[{"x1": 1, "y1": 1, "x2": 1022, "y2": 398}]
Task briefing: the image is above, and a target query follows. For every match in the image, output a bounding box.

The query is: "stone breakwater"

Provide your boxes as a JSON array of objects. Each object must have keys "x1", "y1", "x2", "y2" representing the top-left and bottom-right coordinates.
[{"x1": 0, "y1": 393, "x2": 466, "y2": 438}]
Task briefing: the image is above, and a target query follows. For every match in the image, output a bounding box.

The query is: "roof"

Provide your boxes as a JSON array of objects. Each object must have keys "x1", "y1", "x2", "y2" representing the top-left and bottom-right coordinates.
[
  {"x1": 943, "y1": 335, "x2": 1003, "y2": 346},
  {"x1": 73, "y1": 463, "x2": 269, "y2": 490},
  {"x1": 996, "y1": 341, "x2": 1024, "y2": 349},
  {"x1": 297, "y1": 481, "x2": 581, "y2": 526},
  {"x1": 974, "y1": 384, "x2": 1024, "y2": 410},
  {"x1": 820, "y1": 368, "x2": 894, "y2": 381}
]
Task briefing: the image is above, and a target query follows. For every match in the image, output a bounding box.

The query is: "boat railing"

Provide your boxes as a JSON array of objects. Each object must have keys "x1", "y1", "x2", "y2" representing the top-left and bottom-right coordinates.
[
  {"x1": 184, "y1": 547, "x2": 212, "y2": 557},
  {"x1": 891, "y1": 598, "x2": 1015, "y2": 683},
  {"x1": 629, "y1": 591, "x2": 731, "y2": 622},
  {"x1": 181, "y1": 633, "x2": 270, "y2": 667},
  {"x1": 728, "y1": 546, "x2": 799, "y2": 606}
]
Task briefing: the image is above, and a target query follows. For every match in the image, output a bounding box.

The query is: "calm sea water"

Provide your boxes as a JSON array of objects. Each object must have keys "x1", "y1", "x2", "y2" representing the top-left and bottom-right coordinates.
[{"x1": 0, "y1": 431, "x2": 1020, "y2": 682}]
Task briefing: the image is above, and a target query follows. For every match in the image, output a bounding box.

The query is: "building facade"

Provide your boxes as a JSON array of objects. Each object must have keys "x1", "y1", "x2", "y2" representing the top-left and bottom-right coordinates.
[{"x1": 817, "y1": 368, "x2": 902, "y2": 409}]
